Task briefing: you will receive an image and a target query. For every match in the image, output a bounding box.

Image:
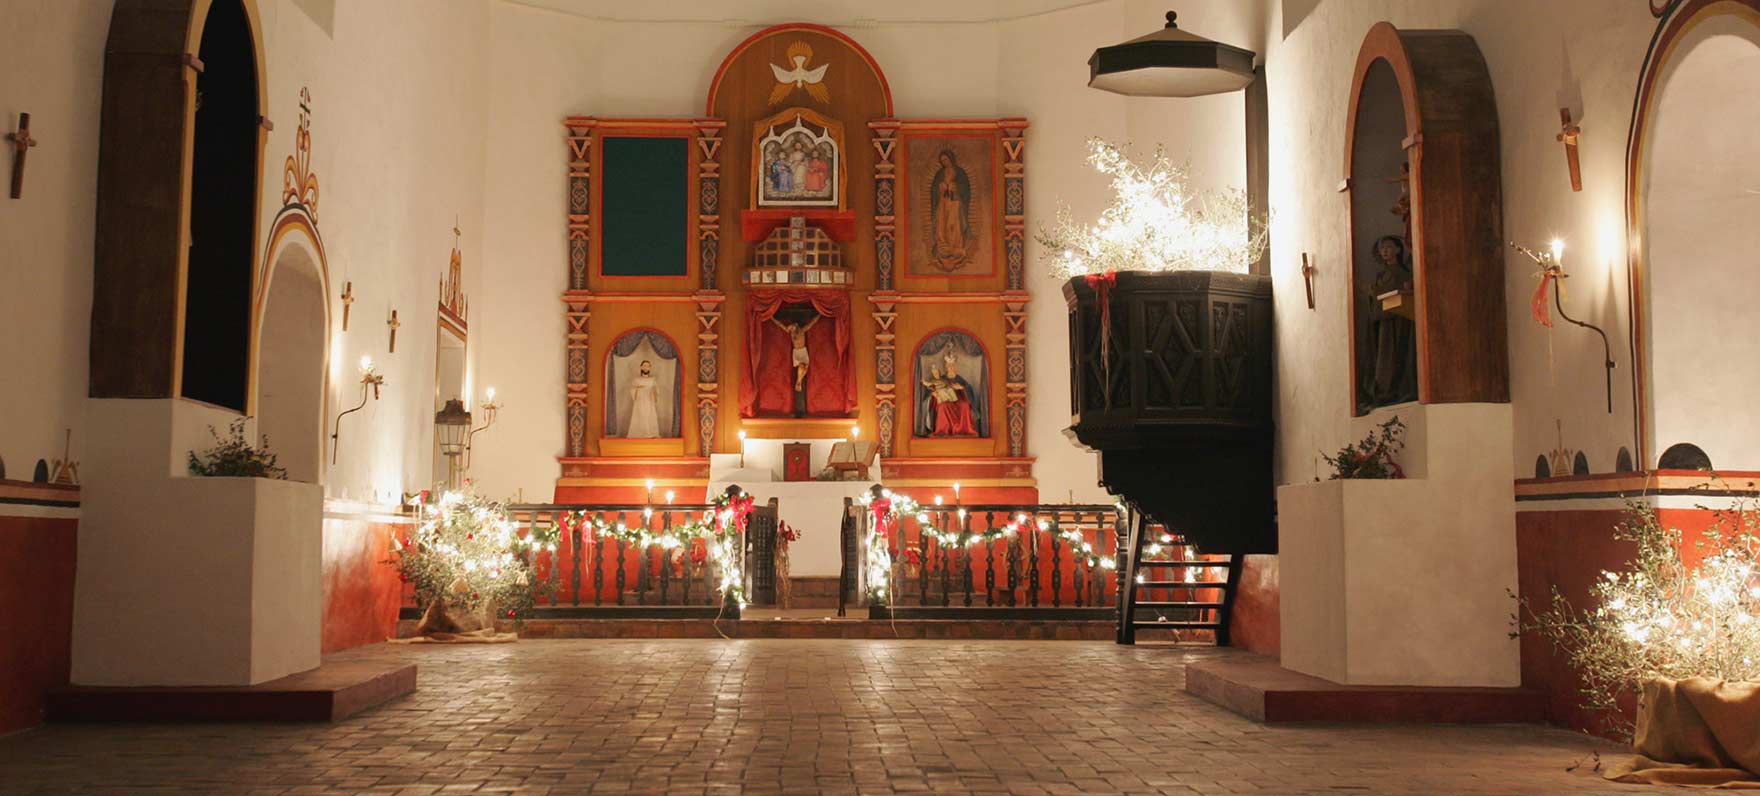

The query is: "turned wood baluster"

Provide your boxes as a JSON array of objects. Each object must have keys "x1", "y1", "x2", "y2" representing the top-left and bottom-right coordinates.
[
  {"x1": 961, "y1": 511, "x2": 974, "y2": 607},
  {"x1": 591, "y1": 512, "x2": 604, "y2": 606},
  {"x1": 1051, "y1": 518, "x2": 1065, "y2": 608},
  {"x1": 940, "y1": 529, "x2": 952, "y2": 607},
  {"x1": 1028, "y1": 515, "x2": 1041, "y2": 607},
  {"x1": 654, "y1": 510, "x2": 665, "y2": 602},
  {"x1": 1006, "y1": 516, "x2": 1020, "y2": 607},
  {"x1": 983, "y1": 511, "x2": 996, "y2": 606},
  {"x1": 1073, "y1": 520, "x2": 1086, "y2": 608},
  {"x1": 918, "y1": 521, "x2": 931, "y2": 606}
]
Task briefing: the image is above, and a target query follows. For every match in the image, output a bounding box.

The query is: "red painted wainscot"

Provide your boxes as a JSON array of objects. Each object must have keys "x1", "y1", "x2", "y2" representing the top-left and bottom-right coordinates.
[
  {"x1": 320, "y1": 503, "x2": 412, "y2": 654},
  {"x1": 1227, "y1": 554, "x2": 1279, "y2": 658},
  {"x1": 0, "y1": 480, "x2": 79, "y2": 735},
  {"x1": 1514, "y1": 470, "x2": 1755, "y2": 737}
]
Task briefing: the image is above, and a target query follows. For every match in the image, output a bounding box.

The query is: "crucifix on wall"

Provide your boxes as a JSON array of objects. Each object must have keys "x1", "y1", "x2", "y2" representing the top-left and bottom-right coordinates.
[
  {"x1": 1557, "y1": 108, "x2": 1582, "y2": 192},
  {"x1": 772, "y1": 305, "x2": 821, "y2": 417},
  {"x1": 6, "y1": 112, "x2": 38, "y2": 199}
]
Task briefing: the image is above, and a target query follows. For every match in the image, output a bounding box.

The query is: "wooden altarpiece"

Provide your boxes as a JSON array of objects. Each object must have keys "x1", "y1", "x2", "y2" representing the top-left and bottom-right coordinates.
[{"x1": 556, "y1": 23, "x2": 1033, "y2": 503}]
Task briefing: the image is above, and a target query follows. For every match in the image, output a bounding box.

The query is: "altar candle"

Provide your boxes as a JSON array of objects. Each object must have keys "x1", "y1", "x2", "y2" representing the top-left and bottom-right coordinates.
[
  {"x1": 646, "y1": 479, "x2": 654, "y2": 504},
  {"x1": 953, "y1": 482, "x2": 961, "y2": 505},
  {"x1": 665, "y1": 490, "x2": 675, "y2": 504},
  {"x1": 738, "y1": 430, "x2": 748, "y2": 468}
]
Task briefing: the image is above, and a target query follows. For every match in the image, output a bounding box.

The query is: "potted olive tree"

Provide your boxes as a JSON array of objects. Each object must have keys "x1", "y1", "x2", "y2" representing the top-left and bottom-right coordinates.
[
  {"x1": 1039, "y1": 139, "x2": 1274, "y2": 555},
  {"x1": 1521, "y1": 499, "x2": 1760, "y2": 785}
]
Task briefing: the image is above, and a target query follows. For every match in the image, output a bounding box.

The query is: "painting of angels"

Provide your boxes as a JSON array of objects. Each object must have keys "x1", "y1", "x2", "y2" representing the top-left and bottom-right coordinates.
[
  {"x1": 605, "y1": 330, "x2": 682, "y2": 438},
  {"x1": 907, "y1": 135, "x2": 995, "y2": 277},
  {"x1": 913, "y1": 330, "x2": 988, "y2": 438}
]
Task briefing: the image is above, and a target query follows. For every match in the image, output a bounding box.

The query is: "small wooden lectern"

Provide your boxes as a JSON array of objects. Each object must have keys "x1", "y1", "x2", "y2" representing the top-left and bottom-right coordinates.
[{"x1": 827, "y1": 440, "x2": 878, "y2": 481}]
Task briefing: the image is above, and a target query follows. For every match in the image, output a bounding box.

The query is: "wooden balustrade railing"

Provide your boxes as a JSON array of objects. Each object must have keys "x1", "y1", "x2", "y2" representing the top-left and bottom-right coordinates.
[
  {"x1": 498, "y1": 503, "x2": 738, "y2": 616},
  {"x1": 855, "y1": 500, "x2": 1126, "y2": 618}
]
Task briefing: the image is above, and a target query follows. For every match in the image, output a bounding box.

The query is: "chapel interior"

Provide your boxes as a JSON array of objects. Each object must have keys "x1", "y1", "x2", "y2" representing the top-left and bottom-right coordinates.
[{"x1": 5, "y1": 0, "x2": 1760, "y2": 792}]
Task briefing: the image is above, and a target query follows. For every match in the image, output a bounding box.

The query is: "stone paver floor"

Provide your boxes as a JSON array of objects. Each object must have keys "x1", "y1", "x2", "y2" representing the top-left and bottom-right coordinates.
[{"x1": 0, "y1": 640, "x2": 1634, "y2": 795}]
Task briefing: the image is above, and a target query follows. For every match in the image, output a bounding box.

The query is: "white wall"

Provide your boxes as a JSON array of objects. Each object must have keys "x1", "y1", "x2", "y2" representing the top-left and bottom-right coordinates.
[
  {"x1": 1643, "y1": 15, "x2": 1760, "y2": 470},
  {"x1": 1264, "y1": 0, "x2": 1657, "y2": 485},
  {"x1": 469, "y1": 0, "x2": 1267, "y2": 503},
  {"x1": 0, "y1": 1, "x2": 109, "y2": 483}
]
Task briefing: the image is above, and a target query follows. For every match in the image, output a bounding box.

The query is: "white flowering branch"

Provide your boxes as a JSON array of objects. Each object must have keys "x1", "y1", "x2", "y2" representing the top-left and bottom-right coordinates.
[
  {"x1": 1518, "y1": 496, "x2": 1760, "y2": 739},
  {"x1": 1036, "y1": 138, "x2": 1267, "y2": 279}
]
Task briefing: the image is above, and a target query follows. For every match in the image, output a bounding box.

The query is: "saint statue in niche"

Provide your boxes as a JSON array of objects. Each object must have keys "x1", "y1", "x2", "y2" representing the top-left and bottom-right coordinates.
[
  {"x1": 772, "y1": 314, "x2": 822, "y2": 393},
  {"x1": 605, "y1": 331, "x2": 682, "y2": 439},
  {"x1": 914, "y1": 331, "x2": 988, "y2": 438},
  {"x1": 623, "y1": 360, "x2": 662, "y2": 439},
  {"x1": 929, "y1": 148, "x2": 975, "y2": 270},
  {"x1": 1360, "y1": 234, "x2": 1418, "y2": 411}
]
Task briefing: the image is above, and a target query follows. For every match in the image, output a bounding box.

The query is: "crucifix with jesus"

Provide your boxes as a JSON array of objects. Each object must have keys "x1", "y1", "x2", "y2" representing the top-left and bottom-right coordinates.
[{"x1": 770, "y1": 305, "x2": 822, "y2": 416}]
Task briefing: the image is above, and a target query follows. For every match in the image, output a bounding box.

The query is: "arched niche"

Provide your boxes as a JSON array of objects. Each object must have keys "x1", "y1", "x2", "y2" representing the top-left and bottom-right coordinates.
[
  {"x1": 91, "y1": 0, "x2": 268, "y2": 408},
  {"x1": 1343, "y1": 22, "x2": 1508, "y2": 416},
  {"x1": 255, "y1": 232, "x2": 329, "y2": 483},
  {"x1": 1629, "y1": 0, "x2": 1760, "y2": 470}
]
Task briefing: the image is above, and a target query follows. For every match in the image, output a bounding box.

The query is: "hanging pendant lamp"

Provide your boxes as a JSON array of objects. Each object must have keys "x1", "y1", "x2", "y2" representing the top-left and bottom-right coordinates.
[{"x1": 1088, "y1": 11, "x2": 1255, "y2": 97}]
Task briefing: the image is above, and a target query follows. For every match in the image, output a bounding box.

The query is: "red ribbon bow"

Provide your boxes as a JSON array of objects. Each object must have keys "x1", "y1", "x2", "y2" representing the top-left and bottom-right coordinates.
[
  {"x1": 1531, "y1": 267, "x2": 1557, "y2": 328},
  {"x1": 870, "y1": 497, "x2": 895, "y2": 548},
  {"x1": 1086, "y1": 270, "x2": 1120, "y2": 385},
  {"x1": 727, "y1": 494, "x2": 755, "y2": 533}
]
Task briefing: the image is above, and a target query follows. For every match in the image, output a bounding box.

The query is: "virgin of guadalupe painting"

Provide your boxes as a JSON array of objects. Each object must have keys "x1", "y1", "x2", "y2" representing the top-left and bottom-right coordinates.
[
  {"x1": 914, "y1": 330, "x2": 988, "y2": 438},
  {"x1": 907, "y1": 135, "x2": 995, "y2": 276},
  {"x1": 755, "y1": 112, "x2": 840, "y2": 208},
  {"x1": 605, "y1": 330, "x2": 682, "y2": 438}
]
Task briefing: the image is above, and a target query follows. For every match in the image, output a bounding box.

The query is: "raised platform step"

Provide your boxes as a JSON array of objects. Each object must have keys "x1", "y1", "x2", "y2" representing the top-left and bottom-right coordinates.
[
  {"x1": 1185, "y1": 653, "x2": 1546, "y2": 724},
  {"x1": 47, "y1": 658, "x2": 416, "y2": 723},
  {"x1": 1134, "y1": 601, "x2": 1225, "y2": 609},
  {"x1": 1132, "y1": 620, "x2": 1221, "y2": 630},
  {"x1": 396, "y1": 612, "x2": 1116, "y2": 641}
]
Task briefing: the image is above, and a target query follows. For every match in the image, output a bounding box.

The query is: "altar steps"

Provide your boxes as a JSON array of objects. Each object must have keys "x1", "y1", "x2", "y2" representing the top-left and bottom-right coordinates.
[{"x1": 1117, "y1": 515, "x2": 1242, "y2": 645}]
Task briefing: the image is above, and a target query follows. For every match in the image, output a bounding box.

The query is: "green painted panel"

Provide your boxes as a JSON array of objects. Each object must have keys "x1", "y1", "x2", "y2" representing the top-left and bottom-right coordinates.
[{"x1": 601, "y1": 136, "x2": 689, "y2": 277}]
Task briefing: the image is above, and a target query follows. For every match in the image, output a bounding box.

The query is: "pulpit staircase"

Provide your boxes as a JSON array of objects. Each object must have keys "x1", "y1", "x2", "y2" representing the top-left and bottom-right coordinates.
[{"x1": 1117, "y1": 512, "x2": 1243, "y2": 645}]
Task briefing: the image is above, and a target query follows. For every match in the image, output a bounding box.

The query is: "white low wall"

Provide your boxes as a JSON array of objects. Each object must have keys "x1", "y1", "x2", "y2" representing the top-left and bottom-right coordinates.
[
  {"x1": 72, "y1": 399, "x2": 322, "y2": 686},
  {"x1": 1277, "y1": 403, "x2": 1520, "y2": 687}
]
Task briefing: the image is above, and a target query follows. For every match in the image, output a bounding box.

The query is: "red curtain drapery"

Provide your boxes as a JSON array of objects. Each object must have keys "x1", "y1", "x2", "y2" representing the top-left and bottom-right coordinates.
[{"x1": 740, "y1": 289, "x2": 857, "y2": 417}]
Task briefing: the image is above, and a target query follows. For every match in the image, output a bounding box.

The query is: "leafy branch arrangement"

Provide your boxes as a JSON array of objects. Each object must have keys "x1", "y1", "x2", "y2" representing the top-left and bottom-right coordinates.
[
  {"x1": 188, "y1": 418, "x2": 287, "y2": 479},
  {"x1": 1515, "y1": 497, "x2": 1760, "y2": 740},
  {"x1": 1321, "y1": 416, "x2": 1406, "y2": 480},
  {"x1": 389, "y1": 491, "x2": 559, "y2": 627}
]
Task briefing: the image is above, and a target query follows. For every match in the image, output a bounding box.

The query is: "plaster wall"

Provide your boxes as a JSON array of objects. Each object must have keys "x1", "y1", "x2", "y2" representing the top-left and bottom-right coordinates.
[
  {"x1": 1643, "y1": 14, "x2": 1760, "y2": 470},
  {"x1": 0, "y1": 1, "x2": 108, "y2": 483}
]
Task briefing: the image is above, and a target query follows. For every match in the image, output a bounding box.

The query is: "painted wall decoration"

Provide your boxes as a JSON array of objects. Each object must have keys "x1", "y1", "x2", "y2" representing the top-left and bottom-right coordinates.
[
  {"x1": 914, "y1": 330, "x2": 989, "y2": 438},
  {"x1": 604, "y1": 330, "x2": 682, "y2": 439},
  {"x1": 768, "y1": 41, "x2": 831, "y2": 106},
  {"x1": 754, "y1": 109, "x2": 841, "y2": 208},
  {"x1": 905, "y1": 135, "x2": 996, "y2": 276}
]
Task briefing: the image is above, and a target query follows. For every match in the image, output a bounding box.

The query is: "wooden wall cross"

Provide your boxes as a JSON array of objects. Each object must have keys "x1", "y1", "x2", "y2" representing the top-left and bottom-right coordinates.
[
  {"x1": 1557, "y1": 108, "x2": 1582, "y2": 192},
  {"x1": 1301, "y1": 252, "x2": 1316, "y2": 309},
  {"x1": 387, "y1": 308, "x2": 400, "y2": 352},
  {"x1": 6, "y1": 112, "x2": 38, "y2": 199},
  {"x1": 340, "y1": 281, "x2": 354, "y2": 330}
]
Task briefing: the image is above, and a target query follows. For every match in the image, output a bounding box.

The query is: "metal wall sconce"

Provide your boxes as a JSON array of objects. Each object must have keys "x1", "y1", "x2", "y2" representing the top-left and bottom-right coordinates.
[
  {"x1": 464, "y1": 387, "x2": 500, "y2": 469},
  {"x1": 331, "y1": 356, "x2": 386, "y2": 463}
]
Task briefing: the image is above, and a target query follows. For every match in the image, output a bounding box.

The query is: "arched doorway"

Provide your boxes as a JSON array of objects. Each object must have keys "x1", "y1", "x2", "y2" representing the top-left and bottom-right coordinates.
[
  {"x1": 1635, "y1": 3, "x2": 1760, "y2": 468},
  {"x1": 256, "y1": 236, "x2": 328, "y2": 483},
  {"x1": 180, "y1": 0, "x2": 261, "y2": 411},
  {"x1": 90, "y1": 0, "x2": 267, "y2": 405}
]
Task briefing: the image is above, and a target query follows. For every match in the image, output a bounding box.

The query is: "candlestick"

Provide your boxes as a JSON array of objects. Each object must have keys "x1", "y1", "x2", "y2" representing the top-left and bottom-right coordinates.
[
  {"x1": 645, "y1": 478, "x2": 654, "y2": 504},
  {"x1": 953, "y1": 482, "x2": 961, "y2": 505},
  {"x1": 737, "y1": 429, "x2": 748, "y2": 468}
]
